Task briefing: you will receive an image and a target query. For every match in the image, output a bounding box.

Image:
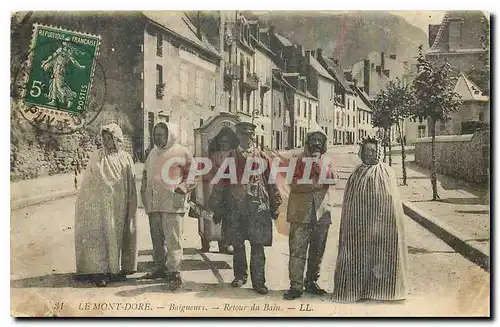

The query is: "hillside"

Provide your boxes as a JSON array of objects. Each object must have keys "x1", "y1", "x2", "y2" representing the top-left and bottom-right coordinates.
[
  {"x1": 245, "y1": 11, "x2": 428, "y2": 67},
  {"x1": 191, "y1": 11, "x2": 427, "y2": 68}
]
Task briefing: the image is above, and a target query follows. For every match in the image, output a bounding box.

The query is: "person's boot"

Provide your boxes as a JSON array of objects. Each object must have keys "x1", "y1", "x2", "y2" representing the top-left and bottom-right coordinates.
[
  {"x1": 252, "y1": 284, "x2": 269, "y2": 295},
  {"x1": 92, "y1": 274, "x2": 107, "y2": 287},
  {"x1": 230, "y1": 276, "x2": 247, "y2": 288},
  {"x1": 168, "y1": 272, "x2": 183, "y2": 289},
  {"x1": 218, "y1": 242, "x2": 233, "y2": 254},
  {"x1": 283, "y1": 288, "x2": 303, "y2": 300},
  {"x1": 305, "y1": 280, "x2": 327, "y2": 295},
  {"x1": 201, "y1": 239, "x2": 211, "y2": 253}
]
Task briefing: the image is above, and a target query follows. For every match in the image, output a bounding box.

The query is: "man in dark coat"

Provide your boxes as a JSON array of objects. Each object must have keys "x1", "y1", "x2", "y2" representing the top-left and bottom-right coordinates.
[{"x1": 209, "y1": 122, "x2": 283, "y2": 295}]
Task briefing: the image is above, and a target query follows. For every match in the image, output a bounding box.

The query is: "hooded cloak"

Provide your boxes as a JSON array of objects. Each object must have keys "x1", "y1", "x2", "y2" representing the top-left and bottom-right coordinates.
[
  {"x1": 142, "y1": 122, "x2": 195, "y2": 214},
  {"x1": 332, "y1": 138, "x2": 409, "y2": 302},
  {"x1": 74, "y1": 123, "x2": 138, "y2": 275}
]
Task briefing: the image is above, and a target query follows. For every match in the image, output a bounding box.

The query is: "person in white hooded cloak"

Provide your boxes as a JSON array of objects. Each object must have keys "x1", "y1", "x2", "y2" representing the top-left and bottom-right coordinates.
[
  {"x1": 74, "y1": 123, "x2": 138, "y2": 287},
  {"x1": 332, "y1": 137, "x2": 409, "y2": 303}
]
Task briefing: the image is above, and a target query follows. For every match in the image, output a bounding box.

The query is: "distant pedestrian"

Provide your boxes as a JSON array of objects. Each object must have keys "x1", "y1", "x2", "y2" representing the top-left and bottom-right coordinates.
[
  {"x1": 332, "y1": 136, "x2": 409, "y2": 303},
  {"x1": 284, "y1": 126, "x2": 339, "y2": 300},
  {"x1": 140, "y1": 122, "x2": 196, "y2": 289},
  {"x1": 74, "y1": 123, "x2": 138, "y2": 287}
]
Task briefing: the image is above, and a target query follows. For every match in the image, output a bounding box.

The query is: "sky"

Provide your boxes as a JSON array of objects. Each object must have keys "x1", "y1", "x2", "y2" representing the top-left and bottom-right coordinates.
[{"x1": 390, "y1": 11, "x2": 446, "y2": 35}]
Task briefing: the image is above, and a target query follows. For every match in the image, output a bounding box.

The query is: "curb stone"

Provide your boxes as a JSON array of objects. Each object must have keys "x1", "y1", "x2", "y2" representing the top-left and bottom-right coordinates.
[
  {"x1": 402, "y1": 201, "x2": 489, "y2": 272},
  {"x1": 11, "y1": 189, "x2": 78, "y2": 211},
  {"x1": 11, "y1": 175, "x2": 143, "y2": 211}
]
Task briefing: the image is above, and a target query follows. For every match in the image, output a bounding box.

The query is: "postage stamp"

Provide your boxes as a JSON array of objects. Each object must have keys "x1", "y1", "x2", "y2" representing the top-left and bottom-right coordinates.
[{"x1": 21, "y1": 23, "x2": 102, "y2": 132}]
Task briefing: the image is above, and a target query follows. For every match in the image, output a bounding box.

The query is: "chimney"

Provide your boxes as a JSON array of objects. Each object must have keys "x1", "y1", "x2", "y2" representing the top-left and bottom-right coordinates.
[
  {"x1": 310, "y1": 50, "x2": 315, "y2": 58},
  {"x1": 428, "y1": 24, "x2": 441, "y2": 47},
  {"x1": 269, "y1": 25, "x2": 275, "y2": 34},
  {"x1": 389, "y1": 54, "x2": 397, "y2": 60},
  {"x1": 196, "y1": 11, "x2": 202, "y2": 40},
  {"x1": 363, "y1": 59, "x2": 370, "y2": 96},
  {"x1": 381, "y1": 52, "x2": 385, "y2": 71},
  {"x1": 316, "y1": 48, "x2": 323, "y2": 59}
]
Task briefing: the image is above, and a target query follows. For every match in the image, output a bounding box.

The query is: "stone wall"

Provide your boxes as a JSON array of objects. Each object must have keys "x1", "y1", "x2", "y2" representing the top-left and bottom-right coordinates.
[{"x1": 414, "y1": 130, "x2": 490, "y2": 184}]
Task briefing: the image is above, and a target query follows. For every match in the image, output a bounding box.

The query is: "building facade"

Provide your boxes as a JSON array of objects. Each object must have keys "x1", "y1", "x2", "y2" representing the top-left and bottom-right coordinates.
[
  {"x1": 352, "y1": 85, "x2": 375, "y2": 140},
  {"x1": 426, "y1": 11, "x2": 489, "y2": 75},
  {"x1": 426, "y1": 11, "x2": 490, "y2": 136},
  {"x1": 142, "y1": 12, "x2": 221, "y2": 153},
  {"x1": 271, "y1": 73, "x2": 291, "y2": 150},
  {"x1": 304, "y1": 52, "x2": 336, "y2": 145},
  {"x1": 221, "y1": 11, "x2": 274, "y2": 148}
]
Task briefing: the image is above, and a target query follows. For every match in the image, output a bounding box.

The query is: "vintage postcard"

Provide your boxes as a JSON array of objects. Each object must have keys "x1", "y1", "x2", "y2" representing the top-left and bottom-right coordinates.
[{"x1": 10, "y1": 10, "x2": 490, "y2": 317}]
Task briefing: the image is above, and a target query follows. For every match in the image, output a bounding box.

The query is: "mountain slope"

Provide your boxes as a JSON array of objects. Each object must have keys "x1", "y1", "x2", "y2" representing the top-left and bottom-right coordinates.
[{"x1": 244, "y1": 11, "x2": 429, "y2": 67}]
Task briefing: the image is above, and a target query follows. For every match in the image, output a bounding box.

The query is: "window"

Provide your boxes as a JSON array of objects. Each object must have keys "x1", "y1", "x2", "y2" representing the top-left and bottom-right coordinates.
[
  {"x1": 180, "y1": 65, "x2": 188, "y2": 98},
  {"x1": 246, "y1": 93, "x2": 250, "y2": 113},
  {"x1": 156, "y1": 65, "x2": 164, "y2": 99},
  {"x1": 418, "y1": 125, "x2": 426, "y2": 138},
  {"x1": 278, "y1": 101, "x2": 282, "y2": 117},
  {"x1": 336, "y1": 112, "x2": 340, "y2": 126},
  {"x1": 308, "y1": 103, "x2": 311, "y2": 119},
  {"x1": 347, "y1": 99, "x2": 350, "y2": 110},
  {"x1": 353, "y1": 116, "x2": 356, "y2": 127},
  {"x1": 294, "y1": 125, "x2": 298, "y2": 147},
  {"x1": 304, "y1": 101, "x2": 307, "y2": 118},
  {"x1": 347, "y1": 115, "x2": 350, "y2": 127},
  {"x1": 297, "y1": 99, "x2": 300, "y2": 117},
  {"x1": 148, "y1": 112, "x2": 155, "y2": 149},
  {"x1": 157, "y1": 33, "x2": 163, "y2": 57},
  {"x1": 156, "y1": 65, "x2": 163, "y2": 85},
  {"x1": 195, "y1": 71, "x2": 203, "y2": 105}
]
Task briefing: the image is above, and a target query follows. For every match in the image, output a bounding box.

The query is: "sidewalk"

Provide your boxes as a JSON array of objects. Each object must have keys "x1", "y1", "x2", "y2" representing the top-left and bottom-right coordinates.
[
  {"x1": 10, "y1": 163, "x2": 145, "y2": 210},
  {"x1": 391, "y1": 155, "x2": 490, "y2": 270}
]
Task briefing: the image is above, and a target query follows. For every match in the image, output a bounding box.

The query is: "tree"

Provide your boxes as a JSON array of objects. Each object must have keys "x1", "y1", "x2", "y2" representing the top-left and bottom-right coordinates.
[
  {"x1": 412, "y1": 45, "x2": 462, "y2": 200},
  {"x1": 381, "y1": 79, "x2": 415, "y2": 184},
  {"x1": 372, "y1": 90, "x2": 393, "y2": 166}
]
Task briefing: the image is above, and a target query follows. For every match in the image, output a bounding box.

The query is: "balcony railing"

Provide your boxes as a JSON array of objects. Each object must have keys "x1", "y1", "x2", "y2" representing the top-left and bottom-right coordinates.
[
  {"x1": 156, "y1": 83, "x2": 165, "y2": 100},
  {"x1": 243, "y1": 71, "x2": 259, "y2": 91},
  {"x1": 224, "y1": 63, "x2": 241, "y2": 80},
  {"x1": 260, "y1": 76, "x2": 271, "y2": 93}
]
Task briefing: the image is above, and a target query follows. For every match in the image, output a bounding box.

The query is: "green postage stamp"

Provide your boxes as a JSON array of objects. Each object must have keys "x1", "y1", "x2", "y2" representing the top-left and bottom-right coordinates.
[{"x1": 22, "y1": 23, "x2": 101, "y2": 130}]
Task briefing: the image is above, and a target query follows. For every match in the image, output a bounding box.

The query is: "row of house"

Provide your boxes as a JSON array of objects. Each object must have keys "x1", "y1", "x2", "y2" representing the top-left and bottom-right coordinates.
[
  {"x1": 16, "y1": 11, "x2": 378, "y2": 158},
  {"x1": 16, "y1": 11, "x2": 487, "y2": 160}
]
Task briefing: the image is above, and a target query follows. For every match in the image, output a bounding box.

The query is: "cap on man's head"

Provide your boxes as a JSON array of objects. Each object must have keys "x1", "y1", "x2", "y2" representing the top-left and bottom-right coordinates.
[{"x1": 235, "y1": 122, "x2": 257, "y2": 134}]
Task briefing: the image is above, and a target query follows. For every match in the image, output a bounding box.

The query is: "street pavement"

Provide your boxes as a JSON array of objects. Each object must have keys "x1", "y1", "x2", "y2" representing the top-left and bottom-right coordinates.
[{"x1": 10, "y1": 146, "x2": 489, "y2": 317}]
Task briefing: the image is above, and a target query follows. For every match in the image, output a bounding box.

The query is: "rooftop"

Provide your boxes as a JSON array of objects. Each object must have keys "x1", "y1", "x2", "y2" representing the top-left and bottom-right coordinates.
[
  {"x1": 309, "y1": 56, "x2": 335, "y2": 82},
  {"x1": 320, "y1": 56, "x2": 353, "y2": 93},
  {"x1": 454, "y1": 73, "x2": 489, "y2": 101},
  {"x1": 142, "y1": 11, "x2": 220, "y2": 58},
  {"x1": 275, "y1": 33, "x2": 292, "y2": 47}
]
